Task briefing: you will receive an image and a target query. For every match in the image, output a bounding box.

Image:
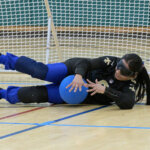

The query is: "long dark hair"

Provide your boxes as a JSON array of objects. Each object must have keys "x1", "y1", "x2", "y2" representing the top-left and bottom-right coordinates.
[{"x1": 122, "y1": 53, "x2": 150, "y2": 104}]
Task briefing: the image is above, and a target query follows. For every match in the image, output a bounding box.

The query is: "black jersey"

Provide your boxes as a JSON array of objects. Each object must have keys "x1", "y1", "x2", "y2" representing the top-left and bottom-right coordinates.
[{"x1": 64, "y1": 56, "x2": 136, "y2": 109}]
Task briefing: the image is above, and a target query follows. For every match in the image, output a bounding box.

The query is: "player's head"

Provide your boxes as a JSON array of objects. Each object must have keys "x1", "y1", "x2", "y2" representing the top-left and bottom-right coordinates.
[
  {"x1": 122, "y1": 53, "x2": 143, "y2": 75},
  {"x1": 116, "y1": 53, "x2": 150, "y2": 105},
  {"x1": 115, "y1": 53, "x2": 143, "y2": 81}
]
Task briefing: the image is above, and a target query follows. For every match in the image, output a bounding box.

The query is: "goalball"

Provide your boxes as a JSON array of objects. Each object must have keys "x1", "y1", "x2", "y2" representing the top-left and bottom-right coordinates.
[{"x1": 59, "y1": 75, "x2": 88, "y2": 104}]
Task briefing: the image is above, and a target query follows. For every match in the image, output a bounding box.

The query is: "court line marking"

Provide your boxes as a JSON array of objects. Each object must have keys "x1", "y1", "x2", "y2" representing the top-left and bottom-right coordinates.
[
  {"x1": 49, "y1": 124, "x2": 150, "y2": 130},
  {"x1": 0, "y1": 107, "x2": 46, "y2": 120},
  {"x1": 0, "y1": 122, "x2": 150, "y2": 130},
  {"x1": 0, "y1": 122, "x2": 39, "y2": 125},
  {"x1": 0, "y1": 83, "x2": 46, "y2": 85},
  {"x1": 0, "y1": 105, "x2": 109, "y2": 139},
  {"x1": 136, "y1": 103, "x2": 145, "y2": 105},
  {"x1": 0, "y1": 126, "x2": 44, "y2": 139}
]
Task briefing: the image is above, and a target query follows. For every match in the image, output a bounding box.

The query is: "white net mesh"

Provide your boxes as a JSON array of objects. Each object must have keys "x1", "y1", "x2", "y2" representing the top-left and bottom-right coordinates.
[
  {"x1": 49, "y1": 0, "x2": 150, "y2": 62},
  {"x1": 0, "y1": 0, "x2": 149, "y2": 85},
  {"x1": 0, "y1": 0, "x2": 48, "y2": 85},
  {"x1": 0, "y1": 0, "x2": 48, "y2": 62}
]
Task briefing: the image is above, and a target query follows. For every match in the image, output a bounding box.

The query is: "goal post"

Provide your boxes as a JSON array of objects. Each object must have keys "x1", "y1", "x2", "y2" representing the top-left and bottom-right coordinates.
[{"x1": 44, "y1": 0, "x2": 62, "y2": 62}]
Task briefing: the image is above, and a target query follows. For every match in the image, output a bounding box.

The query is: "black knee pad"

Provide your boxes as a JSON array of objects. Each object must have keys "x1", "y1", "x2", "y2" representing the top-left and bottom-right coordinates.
[{"x1": 18, "y1": 86, "x2": 48, "y2": 103}]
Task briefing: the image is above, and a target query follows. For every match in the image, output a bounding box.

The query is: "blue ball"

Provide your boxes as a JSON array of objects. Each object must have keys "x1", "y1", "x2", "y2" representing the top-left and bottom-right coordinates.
[{"x1": 59, "y1": 75, "x2": 88, "y2": 104}]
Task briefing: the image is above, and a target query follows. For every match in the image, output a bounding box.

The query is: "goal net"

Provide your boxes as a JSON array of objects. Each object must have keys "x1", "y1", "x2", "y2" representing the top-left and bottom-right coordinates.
[{"x1": 0, "y1": 0, "x2": 149, "y2": 86}]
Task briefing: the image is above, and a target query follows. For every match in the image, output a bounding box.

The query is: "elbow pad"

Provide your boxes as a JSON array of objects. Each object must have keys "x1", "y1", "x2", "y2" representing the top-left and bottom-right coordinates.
[{"x1": 117, "y1": 94, "x2": 135, "y2": 109}]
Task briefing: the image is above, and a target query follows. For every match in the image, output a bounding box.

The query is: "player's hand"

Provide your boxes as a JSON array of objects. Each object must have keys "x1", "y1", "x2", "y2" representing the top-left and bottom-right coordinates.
[
  {"x1": 66, "y1": 74, "x2": 86, "y2": 92},
  {"x1": 86, "y1": 79, "x2": 106, "y2": 96}
]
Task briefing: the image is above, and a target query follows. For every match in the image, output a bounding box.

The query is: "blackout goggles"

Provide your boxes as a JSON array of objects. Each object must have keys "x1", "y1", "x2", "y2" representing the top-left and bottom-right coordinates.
[{"x1": 116, "y1": 59, "x2": 135, "y2": 77}]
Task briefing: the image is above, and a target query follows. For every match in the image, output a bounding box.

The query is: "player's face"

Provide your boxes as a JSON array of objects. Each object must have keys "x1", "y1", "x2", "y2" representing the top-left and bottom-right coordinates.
[{"x1": 115, "y1": 59, "x2": 136, "y2": 81}]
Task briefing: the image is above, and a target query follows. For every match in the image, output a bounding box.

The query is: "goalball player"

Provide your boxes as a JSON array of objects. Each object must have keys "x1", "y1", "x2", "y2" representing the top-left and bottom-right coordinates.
[{"x1": 0, "y1": 52, "x2": 149, "y2": 109}]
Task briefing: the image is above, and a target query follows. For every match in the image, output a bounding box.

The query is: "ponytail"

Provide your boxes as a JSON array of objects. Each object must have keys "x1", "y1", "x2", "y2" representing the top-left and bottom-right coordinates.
[
  {"x1": 122, "y1": 53, "x2": 150, "y2": 104},
  {"x1": 135, "y1": 67, "x2": 150, "y2": 104},
  {"x1": 143, "y1": 67, "x2": 150, "y2": 105}
]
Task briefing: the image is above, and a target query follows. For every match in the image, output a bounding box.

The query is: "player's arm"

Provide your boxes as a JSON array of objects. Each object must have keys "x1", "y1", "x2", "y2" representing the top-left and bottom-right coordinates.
[
  {"x1": 87, "y1": 79, "x2": 135, "y2": 109},
  {"x1": 104, "y1": 85, "x2": 135, "y2": 109}
]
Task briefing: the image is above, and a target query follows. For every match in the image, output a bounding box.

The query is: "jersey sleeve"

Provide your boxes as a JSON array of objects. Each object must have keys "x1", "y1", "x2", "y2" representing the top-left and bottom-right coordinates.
[{"x1": 104, "y1": 82, "x2": 136, "y2": 109}]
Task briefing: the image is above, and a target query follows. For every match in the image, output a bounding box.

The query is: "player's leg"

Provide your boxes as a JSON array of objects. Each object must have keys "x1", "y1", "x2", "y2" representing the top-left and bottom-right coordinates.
[
  {"x1": 0, "y1": 84, "x2": 64, "y2": 104},
  {"x1": 0, "y1": 53, "x2": 68, "y2": 83}
]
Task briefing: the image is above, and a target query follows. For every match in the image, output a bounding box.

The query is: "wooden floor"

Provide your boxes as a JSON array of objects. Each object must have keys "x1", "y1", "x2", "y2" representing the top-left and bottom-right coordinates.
[{"x1": 0, "y1": 99, "x2": 150, "y2": 150}]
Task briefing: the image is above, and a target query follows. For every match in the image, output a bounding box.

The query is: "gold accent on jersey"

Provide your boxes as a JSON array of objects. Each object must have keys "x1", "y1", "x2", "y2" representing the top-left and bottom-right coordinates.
[
  {"x1": 129, "y1": 86, "x2": 135, "y2": 92},
  {"x1": 111, "y1": 61, "x2": 114, "y2": 66},
  {"x1": 98, "y1": 80, "x2": 109, "y2": 87},
  {"x1": 131, "y1": 79, "x2": 136, "y2": 84},
  {"x1": 104, "y1": 57, "x2": 111, "y2": 65}
]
